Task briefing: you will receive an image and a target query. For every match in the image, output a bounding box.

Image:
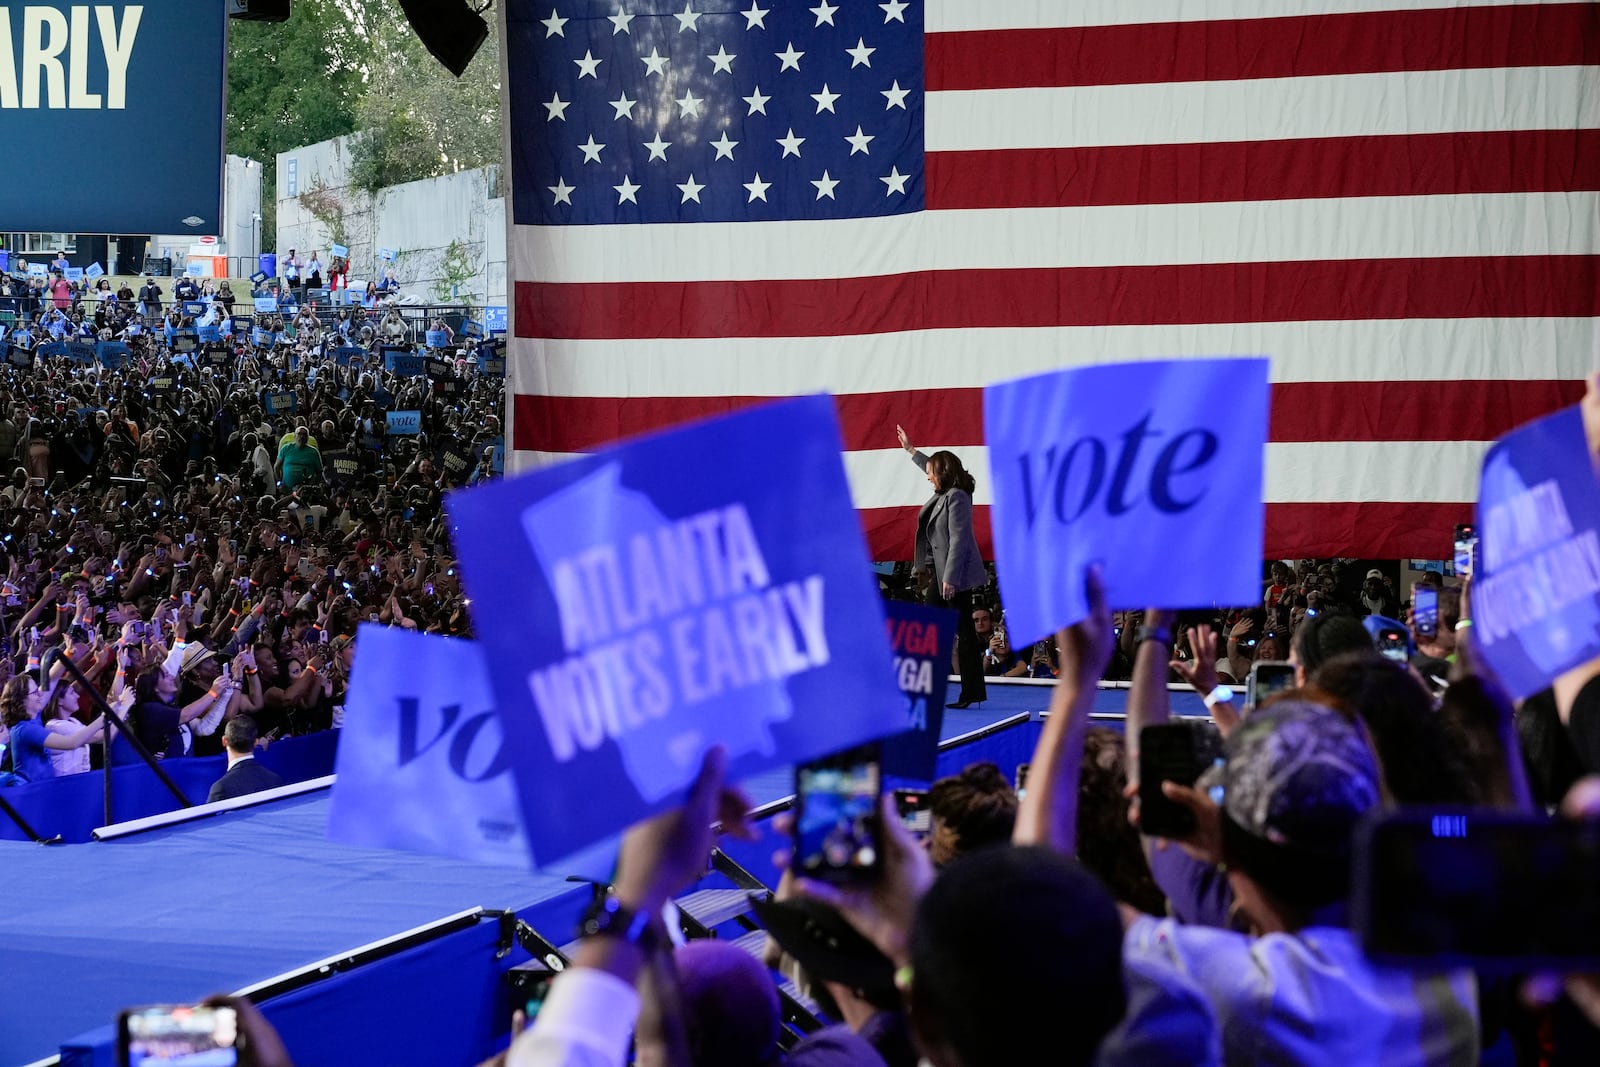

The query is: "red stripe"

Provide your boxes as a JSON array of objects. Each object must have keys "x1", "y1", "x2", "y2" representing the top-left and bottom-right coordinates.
[
  {"x1": 925, "y1": 4, "x2": 1600, "y2": 91},
  {"x1": 857, "y1": 502, "x2": 1472, "y2": 564},
  {"x1": 927, "y1": 131, "x2": 1600, "y2": 211},
  {"x1": 515, "y1": 256, "x2": 1600, "y2": 340},
  {"x1": 513, "y1": 380, "x2": 1581, "y2": 453}
]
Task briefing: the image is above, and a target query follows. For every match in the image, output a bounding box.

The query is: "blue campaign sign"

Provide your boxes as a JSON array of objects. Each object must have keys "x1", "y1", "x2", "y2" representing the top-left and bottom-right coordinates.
[
  {"x1": 387, "y1": 410, "x2": 422, "y2": 435},
  {"x1": 384, "y1": 349, "x2": 426, "y2": 376},
  {"x1": 27, "y1": 264, "x2": 48, "y2": 278},
  {"x1": 330, "y1": 243, "x2": 349, "y2": 260},
  {"x1": 185, "y1": 261, "x2": 204, "y2": 277},
  {"x1": 484, "y1": 306, "x2": 508, "y2": 334},
  {"x1": 425, "y1": 329, "x2": 449, "y2": 349},
  {"x1": 64, "y1": 341, "x2": 97, "y2": 364},
  {"x1": 480, "y1": 357, "x2": 506, "y2": 377},
  {"x1": 198, "y1": 324, "x2": 220, "y2": 343},
  {"x1": 462, "y1": 319, "x2": 485, "y2": 338},
  {"x1": 6, "y1": 346, "x2": 33, "y2": 369},
  {"x1": 85, "y1": 262, "x2": 104, "y2": 279},
  {"x1": 230, "y1": 315, "x2": 253, "y2": 336},
  {"x1": 0, "y1": 2, "x2": 225, "y2": 234},
  {"x1": 64, "y1": 267, "x2": 84, "y2": 282},
  {"x1": 447, "y1": 395, "x2": 907, "y2": 863},
  {"x1": 251, "y1": 328, "x2": 274, "y2": 347},
  {"x1": 253, "y1": 296, "x2": 277, "y2": 314},
  {"x1": 264, "y1": 390, "x2": 297, "y2": 415},
  {"x1": 880, "y1": 600, "x2": 954, "y2": 782},
  {"x1": 182, "y1": 300, "x2": 205, "y2": 317},
  {"x1": 172, "y1": 328, "x2": 199, "y2": 353},
  {"x1": 378, "y1": 246, "x2": 396, "y2": 261},
  {"x1": 1474, "y1": 405, "x2": 1600, "y2": 700},
  {"x1": 985, "y1": 358, "x2": 1269, "y2": 641},
  {"x1": 334, "y1": 346, "x2": 366, "y2": 367},
  {"x1": 96, "y1": 341, "x2": 128, "y2": 369},
  {"x1": 38, "y1": 341, "x2": 69, "y2": 360}
]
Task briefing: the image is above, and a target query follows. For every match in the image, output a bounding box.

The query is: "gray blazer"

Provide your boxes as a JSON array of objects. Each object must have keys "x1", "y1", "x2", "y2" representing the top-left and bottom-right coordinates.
[{"x1": 911, "y1": 451, "x2": 987, "y2": 592}]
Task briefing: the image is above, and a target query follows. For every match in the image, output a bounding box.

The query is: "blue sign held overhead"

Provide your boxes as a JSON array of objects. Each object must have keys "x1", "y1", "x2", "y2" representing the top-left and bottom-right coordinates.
[
  {"x1": 85, "y1": 263, "x2": 105, "y2": 279},
  {"x1": 385, "y1": 350, "x2": 426, "y2": 376},
  {"x1": 64, "y1": 267, "x2": 84, "y2": 282},
  {"x1": 253, "y1": 297, "x2": 277, "y2": 314},
  {"x1": 186, "y1": 262, "x2": 205, "y2": 277},
  {"x1": 1474, "y1": 404, "x2": 1600, "y2": 700},
  {"x1": 387, "y1": 410, "x2": 422, "y2": 435},
  {"x1": 447, "y1": 395, "x2": 907, "y2": 864},
  {"x1": 198, "y1": 325, "x2": 220, "y2": 343},
  {"x1": 27, "y1": 264, "x2": 48, "y2": 278},
  {"x1": 252, "y1": 328, "x2": 275, "y2": 347},
  {"x1": 64, "y1": 342, "x2": 97, "y2": 365},
  {"x1": 880, "y1": 600, "x2": 954, "y2": 782},
  {"x1": 480, "y1": 358, "x2": 506, "y2": 377},
  {"x1": 96, "y1": 342, "x2": 129, "y2": 369},
  {"x1": 425, "y1": 329, "x2": 449, "y2": 349},
  {"x1": 462, "y1": 320, "x2": 485, "y2": 338},
  {"x1": 7, "y1": 346, "x2": 33, "y2": 369},
  {"x1": 334, "y1": 346, "x2": 366, "y2": 367},
  {"x1": 182, "y1": 301, "x2": 205, "y2": 317},
  {"x1": 330, "y1": 243, "x2": 349, "y2": 260},
  {"x1": 378, "y1": 247, "x2": 396, "y2": 261},
  {"x1": 264, "y1": 391, "x2": 297, "y2": 415},
  {"x1": 985, "y1": 359, "x2": 1270, "y2": 641}
]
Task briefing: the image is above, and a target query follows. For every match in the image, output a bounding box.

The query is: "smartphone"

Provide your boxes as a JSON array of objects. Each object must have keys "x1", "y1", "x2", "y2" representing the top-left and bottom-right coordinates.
[
  {"x1": 1453, "y1": 523, "x2": 1478, "y2": 579},
  {"x1": 1412, "y1": 585, "x2": 1439, "y2": 639},
  {"x1": 794, "y1": 742, "x2": 883, "y2": 885},
  {"x1": 1138, "y1": 723, "x2": 1224, "y2": 839},
  {"x1": 1015, "y1": 762, "x2": 1030, "y2": 801},
  {"x1": 228, "y1": 539, "x2": 238, "y2": 554},
  {"x1": 238, "y1": 577, "x2": 250, "y2": 595},
  {"x1": 1247, "y1": 661, "x2": 1296, "y2": 708},
  {"x1": 1354, "y1": 808, "x2": 1600, "y2": 972},
  {"x1": 369, "y1": 612, "x2": 380, "y2": 622},
  {"x1": 118, "y1": 1003, "x2": 239, "y2": 1067},
  {"x1": 893, "y1": 788, "x2": 932, "y2": 838},
  {"x1": 508, "y1": 959, "x2": 558, "y2": 1025}
]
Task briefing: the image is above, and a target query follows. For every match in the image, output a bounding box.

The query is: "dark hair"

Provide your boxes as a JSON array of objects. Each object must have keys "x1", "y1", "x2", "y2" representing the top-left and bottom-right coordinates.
[
  {"x1": 224, "y1": 714, "x2": 259, "y2": 755},
  {"x1": 930, "y1": 761, "x2": 1017, "y2": 857},
  {"x1": 1077, "y1": 728, "x2": 1166, "y2": 916},
  {"x1": 926, "y1": 450, "x2": 976, "y2": 496},
  {"x1": 0, "y1": 676, "x2": 32, "y2": 729},
  {"x1": 1306, "y1": 652, "x2": 1478, "y2": 804},
  {"x1": 910, "y1": 846, "x2": 1125, "y2": 1067},
  {"x1": 1291, "y1": 612, "x2": 1372, "y2": 675},
  {"x1": 133, "y1": 667, "x2": 166, "y2": 706}
]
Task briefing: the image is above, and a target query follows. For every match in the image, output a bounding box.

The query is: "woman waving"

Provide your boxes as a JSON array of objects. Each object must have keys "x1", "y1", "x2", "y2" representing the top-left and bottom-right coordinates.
[{"x1": 897, "y1": 424, "x2": 988, "y2": 708}]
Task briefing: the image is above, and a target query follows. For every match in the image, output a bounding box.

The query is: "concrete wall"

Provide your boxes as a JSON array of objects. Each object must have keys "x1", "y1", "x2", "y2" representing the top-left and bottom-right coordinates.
[{"x1": 273, "y1": 134, "x2": 505, "y2": 308}]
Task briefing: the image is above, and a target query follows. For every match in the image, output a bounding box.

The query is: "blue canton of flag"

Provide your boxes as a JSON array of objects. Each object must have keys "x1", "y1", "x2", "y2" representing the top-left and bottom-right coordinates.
[{"x1": 506, "y1": 0, "x2": 925, "y2": 225}]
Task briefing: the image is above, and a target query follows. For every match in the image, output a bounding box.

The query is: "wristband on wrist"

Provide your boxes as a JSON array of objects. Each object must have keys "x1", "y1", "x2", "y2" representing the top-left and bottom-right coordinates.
[
  {"x1": 1134, "y1": 625, "x2": 1172, "y2": 648},
  {"x1": 1203, "y1": 684, "x2": 1235, "y2": 709},
  {"x1": 578, "y1": 893, "x2": 661, "y2": 952},
  {"x1": 1455, "y1": 618, "x2": 1473, "y2": 632}
]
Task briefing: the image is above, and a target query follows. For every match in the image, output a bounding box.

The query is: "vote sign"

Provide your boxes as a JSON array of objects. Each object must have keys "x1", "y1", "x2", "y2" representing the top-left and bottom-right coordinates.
[
  {"x1": 880, "y1": 599, "x2": 954, "y2": 782},
  {"x1": 386, "y1": 410, "x2": 421, "y2": 435},
  {"x1": 985, "y1": 358, "x2": 1269, "y2": 640},
  {"x1": 1474, "y1": 405, "x2": 1600, "y2": 700},
  {"x1": 448, "y1": 395, "x2": 907, "y2": 863}
]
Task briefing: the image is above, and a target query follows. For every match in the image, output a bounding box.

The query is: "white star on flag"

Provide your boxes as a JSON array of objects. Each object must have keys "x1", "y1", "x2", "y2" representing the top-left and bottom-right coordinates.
[
  {"x1": 742, "y1": 1, "x2": 768, "y2": 30},
  {"x1": 548, "y1": 177, "x2": 575, "y2": 205},
  {"x1": 776, "y1": 43, "x2": 804, "y2": 71},
  {"x1": 882, "y1": 81, "x2": 909, "y2": 110},
  {"x1": 710, "y1": 132, "x2": 739, "y2": 160},
  {"x1": 677, "y1": 89, "x2": 704, "y2": 118},
  {"x1": 544, "y1": 93, "x2": 570, "y2": 121},
  {"x1": 607, "y1": 9, "x2": 633, "y2": 34},
  {"x1": 845, "y1": 126, "x2": 874, "y2": 155},
  {"x1": 674, "y1": 2, "x2": 702, "y2": 32},
  {"x1": 541, "y1": 8, "x2": 567, "y2": 36},
  {"x1": 744, "y1": 87, "x2": 771, "y2": 115},
  {"x1": 879, "y1": 0, "x2": 907, "y2": 23},
  {"x1": 613, "y1": 176, "x2": 641, "y2": 203},
  {"x1": 574, "y1": 50, "x2": 601, "y2": 78},
  {"x1": 812, "y1": 84, "x2": 840, "y2": 113},
  {"x1": 744, "y1": 172, "x2": 771, "y2": 201},
  {"x1": 641, "y1": 48, "x2": 669, "y2": 76},
  {"x1": 578, "y1": 135, "x2": 605, "y2": 163},
  {"x1": 707, "y1": 46, "x2": 736, "y2": 74},
  {"x1": 777, "y1": 128, "x2": 805, "y2": 158},
  {"x1": 677, "y1": 174, "x2": 706, "y2": 203},
  {"x1": 881, "y1": 166, "x2": 908, "y2": 195},
  {"x1": 812, "y1": 170, "x2": 839, "y2": 199},
  {"x1": 643, "y1": 133, "x2": 672, "y2": 161},
  {"x1": 846, "y1": 38, "x2": 875, "y2": 68},
  {"x1": 811, "y1": 0, "x2": 838, "y2": 27},
  {"x1": 610, "y1": 93, "x2": 637, "y2": 120}
]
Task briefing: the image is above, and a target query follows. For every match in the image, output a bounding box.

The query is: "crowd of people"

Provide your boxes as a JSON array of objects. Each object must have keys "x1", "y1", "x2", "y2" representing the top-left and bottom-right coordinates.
[{"x1": 0, "y1": 259, "x2": 505, "y2": 788}]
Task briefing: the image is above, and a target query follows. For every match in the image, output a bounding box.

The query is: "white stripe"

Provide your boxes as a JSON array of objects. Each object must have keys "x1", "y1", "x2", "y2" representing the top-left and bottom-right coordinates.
[
  {"x1": 508, "y1": 442, "x2": 1487, "y2": 505},
  {"x1": 928, "y1": 0, "x2": 1567, "y2": 33},
  {"x1": 511, "y1": 191, "x2": 1600, "y2": 284},
  {"x1": 926, "y1": 66, "x2": 1600, "y2": 152},
  {"x1": 514, "y1": 318, "x2": 1600, "y2": 396}
]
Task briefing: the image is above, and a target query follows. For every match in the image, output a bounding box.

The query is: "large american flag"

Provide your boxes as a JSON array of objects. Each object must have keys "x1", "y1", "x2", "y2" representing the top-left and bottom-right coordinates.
[{"x1": 501, "y1": 0, "x2": 1598, "y2": 561}]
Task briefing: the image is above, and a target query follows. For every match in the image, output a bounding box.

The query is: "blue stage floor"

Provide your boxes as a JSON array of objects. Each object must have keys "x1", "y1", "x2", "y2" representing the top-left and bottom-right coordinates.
[{"x1": 0, "y1": 685, "x2": 1189, "y2": 1065}]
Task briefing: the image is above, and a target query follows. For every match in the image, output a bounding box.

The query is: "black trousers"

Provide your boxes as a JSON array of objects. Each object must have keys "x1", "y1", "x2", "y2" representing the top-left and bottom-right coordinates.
[{"x1": 926, "y1": 586, "x2": 986, "y2": 704}]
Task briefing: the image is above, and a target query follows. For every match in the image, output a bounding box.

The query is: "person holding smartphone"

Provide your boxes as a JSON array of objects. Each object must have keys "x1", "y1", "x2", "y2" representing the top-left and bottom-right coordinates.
[{"x1": 895, "y1": 424, "x2": 988, "y2": 710}]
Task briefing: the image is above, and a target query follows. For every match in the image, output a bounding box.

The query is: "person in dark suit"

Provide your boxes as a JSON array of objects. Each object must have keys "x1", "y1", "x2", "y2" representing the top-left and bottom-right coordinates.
[
  {"x1": 207, "y1": 716, "x2": 283, "y2": 803},
  {"x1": 897, "y1": 425, "x2": 988, "y2": 708}
]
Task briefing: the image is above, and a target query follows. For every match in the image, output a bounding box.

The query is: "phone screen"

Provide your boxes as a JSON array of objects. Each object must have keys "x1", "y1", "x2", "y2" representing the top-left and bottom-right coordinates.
[
  {"x1": 1453, "y1": 523, "x2": 1478, "y2": 579},
  {"x1": 1355, "y1": 809, "x2": 1600, "y2": 971},
  {"x1": 1015, "y1": 762, "x2": 1030, "y2": 801},
  {"x1": 118, "y1": 1004, "x2": 239, "y2": 1067},
  {"x1": 894, "y1": 788, "x2": 932, "y2": 838},
  {"x1": 1412, "y1": 585, "x2": 1439, "y2": 638},
  {"x1": 1138, "y1": 723, "x2": 1224, "y2": 839},
  {"x1": 795, "y1": 743, "x2": 882, "y2": 885},
  {"x1": 1247, "y1": 661, "x2": 1296, "y2": 707}
]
